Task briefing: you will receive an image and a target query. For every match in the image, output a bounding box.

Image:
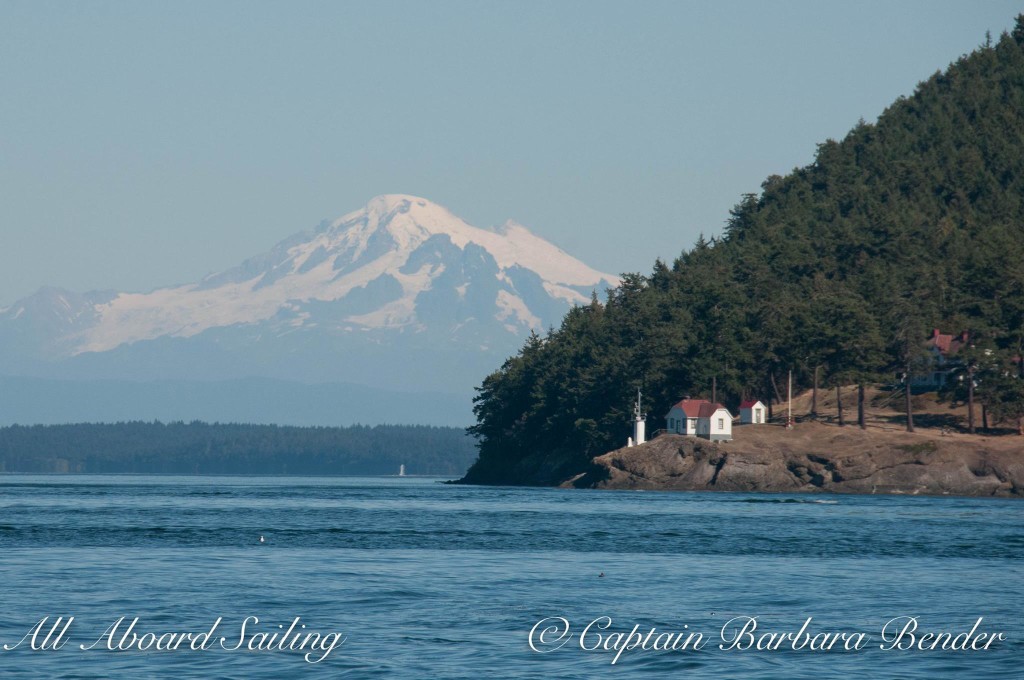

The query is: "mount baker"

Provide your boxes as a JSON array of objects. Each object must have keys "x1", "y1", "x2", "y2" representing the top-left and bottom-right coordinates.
[{"x1": 0, "y1": 195, "x2": 618, "y2": 422}]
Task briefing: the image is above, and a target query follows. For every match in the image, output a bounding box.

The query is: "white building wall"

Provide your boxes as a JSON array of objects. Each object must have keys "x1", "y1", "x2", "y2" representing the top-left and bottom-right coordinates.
[
  {"x1": 634, "y1": 418, "x2": 646, "y2": 445},
  {"x1": 698, "y1": 409, "x2": 733, "y2": 441},
  {"x1": 666, "y1": 407, "x2": 698, "y2": 435}
]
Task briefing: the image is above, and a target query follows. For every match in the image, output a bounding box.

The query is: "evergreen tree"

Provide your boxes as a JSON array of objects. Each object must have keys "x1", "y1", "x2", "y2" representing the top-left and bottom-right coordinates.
[{"x1": 462, "y1": 19, "x2": 1024, "y2": 484}]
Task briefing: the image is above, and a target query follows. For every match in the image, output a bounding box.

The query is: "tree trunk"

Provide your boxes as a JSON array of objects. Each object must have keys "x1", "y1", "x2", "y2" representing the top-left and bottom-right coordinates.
[
  {"x1": 982, "y1": 404, "x2": 989, "y2": 430},
  {"x1": 967, "y1": 366, "x2": 975, "y2": 434},
  {"x1": 712, "y1": 376, "x2": 716, "y2": 405},
  {"x1": 770, "y1": 372, "x2": 784, "y2": 405},
  {"x1": 905, "y1": 365, "x2": 915, "y2": 433},
  {"x1": 811, "y1": 366, "x2": 819, "y2": 417},
  {"x1": 858, "y1": 383, "x2": 866, "y2": 429},
  {"x1": 836, "y1": 385, "x2": 845, "y2": 427}
]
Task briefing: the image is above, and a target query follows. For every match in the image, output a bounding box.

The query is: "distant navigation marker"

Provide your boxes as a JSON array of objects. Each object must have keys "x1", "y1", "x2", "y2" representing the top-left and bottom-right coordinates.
[{"x1": 628, "y1": 389, "x2": 646, "y2": 447}]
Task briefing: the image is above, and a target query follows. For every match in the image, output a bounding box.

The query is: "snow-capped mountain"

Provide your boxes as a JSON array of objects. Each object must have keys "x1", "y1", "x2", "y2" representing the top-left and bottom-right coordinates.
[{"x1": 0, "y1": 195, "x2": 618, "y2": 396}]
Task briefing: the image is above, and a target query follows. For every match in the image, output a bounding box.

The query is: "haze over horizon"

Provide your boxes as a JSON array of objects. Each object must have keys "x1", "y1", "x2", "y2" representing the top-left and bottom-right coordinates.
[{"x1": 1, "y1": 1, "x2": 1020, "y2": 307}]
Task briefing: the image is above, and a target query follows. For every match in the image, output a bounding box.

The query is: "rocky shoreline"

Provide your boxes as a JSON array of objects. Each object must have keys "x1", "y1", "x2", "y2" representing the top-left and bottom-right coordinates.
[{"x1": 561, "y1": 423, "x2": 1023, "y2": 497}]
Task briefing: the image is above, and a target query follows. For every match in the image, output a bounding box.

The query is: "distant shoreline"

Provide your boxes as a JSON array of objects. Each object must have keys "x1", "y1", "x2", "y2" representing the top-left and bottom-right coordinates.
[{"x1": 0, "y1": 421, "x2": 476, "y2": 477}]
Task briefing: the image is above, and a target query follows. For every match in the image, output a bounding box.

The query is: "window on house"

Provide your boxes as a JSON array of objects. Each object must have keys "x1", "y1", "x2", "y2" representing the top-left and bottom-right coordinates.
[{"x1": 718, "y1": 418, "x2": 724, "y2": 430}]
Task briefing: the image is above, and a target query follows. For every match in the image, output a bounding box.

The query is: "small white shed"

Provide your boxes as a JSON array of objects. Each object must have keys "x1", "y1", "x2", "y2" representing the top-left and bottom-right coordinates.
[{"x1": 739, "y1": 400, "x2": 767, "y2": 425}]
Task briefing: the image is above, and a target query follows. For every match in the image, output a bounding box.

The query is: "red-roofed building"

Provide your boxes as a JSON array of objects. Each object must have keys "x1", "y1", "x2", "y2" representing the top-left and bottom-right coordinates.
[
  {"x1": 739, "y1": 400, "x2": 766, "y2": 424},
  {"x1": 926, "y1": 328, "x2": 970, "y2": 356},
  {"x1": 913, "y1": 329, "x2": 970, "y2": 390},
  {"x1": 665, "y1": 398, "x2": 733, "y2": 441}
]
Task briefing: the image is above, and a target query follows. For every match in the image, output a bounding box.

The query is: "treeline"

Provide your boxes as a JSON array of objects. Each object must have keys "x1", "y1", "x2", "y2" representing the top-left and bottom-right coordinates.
[
  {"x1": 0, "y1": 421, "x2": 476, "y2": 475},
  {"x1": 463, "y1": 19, "x2": 1024, "y2": 485}
]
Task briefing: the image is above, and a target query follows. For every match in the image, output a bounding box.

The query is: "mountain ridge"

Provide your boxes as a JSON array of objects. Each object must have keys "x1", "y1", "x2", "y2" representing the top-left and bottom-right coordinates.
[{"x1": 0, "y1": 195, "x2": 618, "y2": 398}]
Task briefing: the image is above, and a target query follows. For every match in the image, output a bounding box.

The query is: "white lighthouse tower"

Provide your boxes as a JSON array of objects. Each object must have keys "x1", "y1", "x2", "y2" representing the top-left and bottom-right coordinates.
[{"x1": 628, "y1": 389, "x2": 646, "y2": 447}]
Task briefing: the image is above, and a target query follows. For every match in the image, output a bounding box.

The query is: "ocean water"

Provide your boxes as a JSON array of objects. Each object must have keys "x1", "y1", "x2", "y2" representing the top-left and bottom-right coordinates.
[{"x1": 0, "y1": 475, "x2": 1020, "y2": 678}]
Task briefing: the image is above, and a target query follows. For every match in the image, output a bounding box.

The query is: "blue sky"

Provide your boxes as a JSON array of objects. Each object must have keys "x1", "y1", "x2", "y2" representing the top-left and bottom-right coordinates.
[{"x1": 0, "y1": 1, "x2": 1019, "y2": 306}]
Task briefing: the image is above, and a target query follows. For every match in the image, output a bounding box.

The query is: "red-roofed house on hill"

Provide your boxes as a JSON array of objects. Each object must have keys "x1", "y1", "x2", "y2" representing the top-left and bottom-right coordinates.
[
  {"x1": 912, "y1": 329, "x2": 970, "y2": 391},
  {"x1": 665, "y1": 399, "x2": 733, "y2": 441}
]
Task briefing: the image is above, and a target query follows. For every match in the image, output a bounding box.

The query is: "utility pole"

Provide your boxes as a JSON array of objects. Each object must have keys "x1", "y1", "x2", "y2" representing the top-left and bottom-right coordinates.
[
  {"x1": 787, "y1": 370, "x2": 793, "y2": 429},
  {"x1": 967, "y1": 363, "x2": 975, "y2": 435},
  {"x1": 812, "y1": 365, "x2": 819, "y2": 417},
  {"x1": 712, "y1": 376, "x2": 717, "y2": 404},
  {"x1": 905, "y1": 363, "x2": 915, "y2": 433}
]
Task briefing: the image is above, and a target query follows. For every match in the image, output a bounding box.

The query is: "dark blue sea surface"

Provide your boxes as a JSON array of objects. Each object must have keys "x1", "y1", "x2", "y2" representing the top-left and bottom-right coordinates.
[{"x1": 0, "y1": 475, "x2": 1020, "y2": 678}]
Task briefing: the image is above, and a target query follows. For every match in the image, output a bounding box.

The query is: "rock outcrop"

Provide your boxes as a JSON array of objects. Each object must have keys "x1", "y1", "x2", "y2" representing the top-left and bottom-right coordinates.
[{"x1": 563, "y1": 423, "x2": 1024, "y2": 497}]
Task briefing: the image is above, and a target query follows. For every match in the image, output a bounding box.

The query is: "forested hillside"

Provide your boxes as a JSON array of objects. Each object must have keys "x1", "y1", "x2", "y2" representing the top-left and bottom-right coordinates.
[
  {"x1": 0, "y1": 422, "x2": 475, "y2": 475},
  {"x1": 463, "y1": 19, "x2": 1024, "y2": 486}
]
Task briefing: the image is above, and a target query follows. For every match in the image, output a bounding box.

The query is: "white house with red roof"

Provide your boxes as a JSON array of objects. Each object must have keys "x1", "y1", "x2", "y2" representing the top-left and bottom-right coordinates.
[
  {"x1": 665, "y1": 398, "x2": 733, "y2": 441},
  {"x1": 911, "y1": 328, "x2": 970, "y2": 390},
  {"x1": 739, "y1": 400, "x2": 766, "y2": 425}
]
